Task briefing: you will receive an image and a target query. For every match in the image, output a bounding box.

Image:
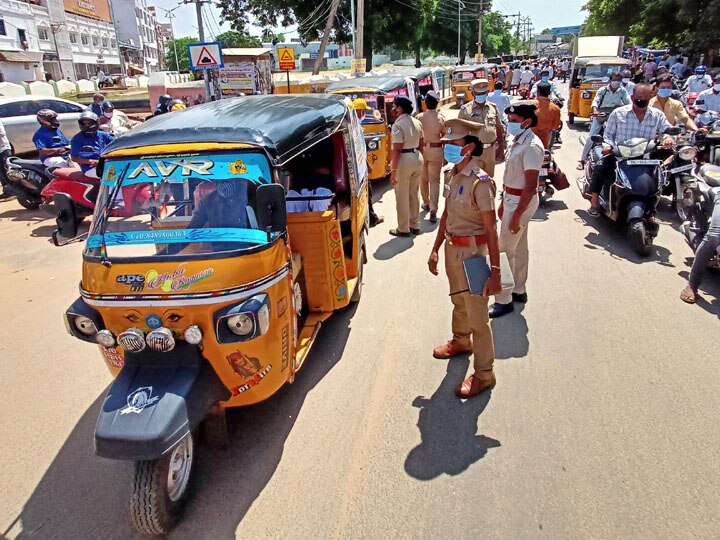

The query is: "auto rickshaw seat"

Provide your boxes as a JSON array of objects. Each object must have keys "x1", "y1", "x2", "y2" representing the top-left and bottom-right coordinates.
[
  {"x1": 193, "y1": 181, "x2": 217, "y2": 206},
  {"x1": 331, "y1": 133, "x2": 352, "y2": 221}
]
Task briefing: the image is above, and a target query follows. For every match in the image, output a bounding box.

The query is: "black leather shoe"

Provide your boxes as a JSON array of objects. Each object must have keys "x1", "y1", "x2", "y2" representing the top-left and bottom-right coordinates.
[
  {"x1": 369, "y1": 214, "x2": 384, "y2": 227},
  {"x1": 429, "y1": 211, "x2": 437, "y2": 223},
  {"x1": 389, "y1": 229, "x2": 412, "y2": 237},
  {"x1": 411, "y1": 228, "x2": 421, "y2": 235},
  {"x1": 489, "y1": 302, "x2": 514, "y2": 318},
  {"x1": 512, "y1": 292, "x2": 527, "y2": 303}
]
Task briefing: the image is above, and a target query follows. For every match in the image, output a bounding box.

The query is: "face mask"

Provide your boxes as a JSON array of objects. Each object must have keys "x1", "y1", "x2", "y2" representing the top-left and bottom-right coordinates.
[
  {"x1": 507, "y1": 121, "x2": 525, "y2": 136},
  {"x1": 696, "y1": 74, "x2": 705, "y2": 79},
  {"x1": 622, "y1": 78, "x2": 630, "y2": 84},
  {"x1": 541, "y1": 76, "x2": 549, "y2": 82},
  {"x1": 443, "y1": 144, "x2": 464, "y2": 163},
  {"x1": 714, "y1": 84, "x2": 720, "y2": 92},
  {"x1": 474, "y1": 94, "x2": 487, "y2": 104},
  {"x1": 633, "y1": 98, "x2": 650, "y2": 109},
  {"x1": 103, "y1": 111, "x2": 113, "y2": 118},
  {"x1": 657, "y1": 88, "x2": 672, "y2": 98},
  {"x1": 610, "y1": 81, "x2": 621, "y2": 89}
]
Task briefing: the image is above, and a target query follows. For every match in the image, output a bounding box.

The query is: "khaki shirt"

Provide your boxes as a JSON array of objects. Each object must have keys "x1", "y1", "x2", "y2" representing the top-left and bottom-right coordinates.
[
  {"x1": 444, "y1": 162, "x2": 496, "y2": 236},
  {"x1": 503, "y1": 128, "x2": 544, "y2": 191},
  {"x1": 391, "y1": 113, "x2": 423, "y2": 149},
  {"x1": 649, "y1": 96, "x2": 691, "y2": 126},
  {"x1": 416, "y1": 110, "x2": 445, "y2": 162},
  {"x1": 457, "y1": 101, "x2": 500, "y2": 144}
]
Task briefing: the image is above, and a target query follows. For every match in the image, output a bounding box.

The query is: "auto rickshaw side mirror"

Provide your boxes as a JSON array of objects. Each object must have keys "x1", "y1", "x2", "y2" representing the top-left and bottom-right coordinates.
[
  {"x1": 256, "y1": 183, "x2": 287, "y2": 233},
  {"x1": 53, "y1": 193, "x2": 78, "y2": 245}
]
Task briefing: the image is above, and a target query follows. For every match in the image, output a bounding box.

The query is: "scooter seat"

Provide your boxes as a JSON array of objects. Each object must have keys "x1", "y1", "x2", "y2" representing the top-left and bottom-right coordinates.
[
  {"x1": 52, "y1": 167, "x2": 89, "y2": 182},
  {"x1": 8, "y1": 158, "x2": 47, "y2": 174},
  {"x1": 699, "y1": 164, "x2": 720, "y2": 187}
]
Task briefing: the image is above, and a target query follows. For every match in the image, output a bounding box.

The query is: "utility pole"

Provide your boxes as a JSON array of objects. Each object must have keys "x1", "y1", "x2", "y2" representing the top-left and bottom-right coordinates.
[
  {"x1": 313, "y1": 0, "x2": 340, "y2": 75},
  {"x1": 185, "y1": 0, "x2": 211, "y2": 101},
  {"x1": 477, "y1": 0, "x2": 482, "y2": 62},
  {"x1": 456, "y1": 0, "x2": 465, "y2": 63},
  {"x1": 351, "y1": 0, "x2": 356, "y2": 54},
  {"x1": 356, "y1": 0, "x2": 364, "y2": 64},
  {"x1": 161, "y1": 7, "x2": 181, "y2": 72}
]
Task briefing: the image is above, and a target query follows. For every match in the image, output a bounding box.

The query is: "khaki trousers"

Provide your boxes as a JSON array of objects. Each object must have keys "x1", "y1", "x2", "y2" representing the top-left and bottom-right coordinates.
[
  {"x1": 472, "y1": 146, "x2": 496, "y2": 177},
  {"x1": 445, "y1": 241, "x2": 495, "y2": 379},
  {"x1": 421, "y1": 159, "x2": 443, "y2": 212},
  {"x1": 495, "y1": 193, "x2": 539, "y2": 305},
  {"x1": 395, "y1": 153, "x2": 423, "y2": 233}
]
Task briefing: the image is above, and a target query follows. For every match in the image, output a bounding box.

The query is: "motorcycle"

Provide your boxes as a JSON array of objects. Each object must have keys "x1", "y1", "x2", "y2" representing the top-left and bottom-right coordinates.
[
  {"x1": 680, "y1": 180, "x2": 720, "y2": 270},
  {"x1": 3, "y1": 142, "x2": 71, "y2": 210},
  {"x1": 660, "y1": 130, "x2": 699, "y2": 220},
  {"x1": 579, "y1": 133, "x2": 672, "y2": 256},
  {"x1": 537, "y1": 148, "x2": 569, "y2": 202},
  {"x1": 694, "y1": 110, "x2": 720, "y2": 166}
]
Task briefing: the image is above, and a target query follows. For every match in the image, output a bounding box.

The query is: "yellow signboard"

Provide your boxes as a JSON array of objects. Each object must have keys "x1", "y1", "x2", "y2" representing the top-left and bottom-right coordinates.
[
  {"x1": 351, "y1": 58, "x2": 366, "y2": 76},
  {"x1": 278, "y1": 48, "x2": 295, "y2": 71}
]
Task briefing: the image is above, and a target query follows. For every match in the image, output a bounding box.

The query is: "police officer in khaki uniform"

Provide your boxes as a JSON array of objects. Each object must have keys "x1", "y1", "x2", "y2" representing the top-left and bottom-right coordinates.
[
  {"x1": 389, "y1": 95, "x2": 424, "y2": 237},
  {"x1": 457, "y1": 78, "x2": 506, "y2": 176},
  {"x1": 416, "y1": 90, "x2": 445, "y2": 223},
  {"x1": 428, "y1": 118, "x2": 502, "y2": 398},
  {"x1": 489, "y1": 102, "x2": 543, "y2": 318}
]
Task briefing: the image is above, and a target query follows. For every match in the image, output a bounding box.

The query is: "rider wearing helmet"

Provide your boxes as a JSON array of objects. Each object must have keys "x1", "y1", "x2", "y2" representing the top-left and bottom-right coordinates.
[
  {"x1": 32, "y1": 109, "x2": 72, "y2": 168},
  {"x1": 98, "y1": 100, "x2": 115, "y2": 128},
  {"x1": 685, "y1": 65, "x2": 713, "y2": 93},
  {"x1": 154, "y1": 93, "x2": 172, "y2": 116},
  {"x1": 168, "y1": 98, "x2": 187, "y2": 112},
  {"x1": 70, "y1": 111, "x2": 114, "y2": 175}
]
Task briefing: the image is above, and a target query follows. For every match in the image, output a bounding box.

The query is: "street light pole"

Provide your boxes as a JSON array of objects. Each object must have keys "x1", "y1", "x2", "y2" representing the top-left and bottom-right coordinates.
[
  {"x1": 456, "y1": 0, "x2": 465, "y2": 63},
  {"x1": 477, "y1": 0, "x2": 483, "y2": 62},
  {"x1": 162, "y1": 7, "x2": 181, "y2": 72},
  {"x1": 184, "y1": 0, "x2": 211, "y2": 101}
]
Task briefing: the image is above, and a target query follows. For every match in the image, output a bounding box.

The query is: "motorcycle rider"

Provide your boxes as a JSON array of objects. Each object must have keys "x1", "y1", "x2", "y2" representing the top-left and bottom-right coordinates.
[
  {"x1": 650, "y1": 75, "x2": 698, "y2": 131},
  {"x1": 696, "y1": 72, "x2": 720, "y2": 112},
  {"x1": 680, "y1": 191, "x2": 720, "y2": 304},
  {"x1": 529, "y1": 69, "x2": 561, "y2": 100},
  {"x1": 168, "y1": 99, "x2": 187, "y2": 112},
  {"x1": 579, "y1": 72, "x2": 630, "y2": 169},
  {"x1": 684, "y1": 65, "x2": 713, "y2": 93},
  {"x1": 70, "y1": 111, "x2": 114, "y2": 177},
  {"x1": 32, "y1": 109, "x2": 72, "y2": 168},
  {"x1": 587, "y1": 83, "x2": 674, "y2": 216},
  {"x1": 154, "y1": 94, "x2": 172, "y2": 116},
  {"x1": 670, "y1": 59, "x2": 686, "y2": 79},
  {"x1": 621, "y1": 70, "x2": 636, "y2": 97},
  {"x1": 0, "y1": 118, "x2": 11, "y2": 198},
  {"x1": 90, "y1": 93, "x2": 105, "y2": 116},
  {"x1": 531, "y1": 82, "x2": 562, "y2": 149}
]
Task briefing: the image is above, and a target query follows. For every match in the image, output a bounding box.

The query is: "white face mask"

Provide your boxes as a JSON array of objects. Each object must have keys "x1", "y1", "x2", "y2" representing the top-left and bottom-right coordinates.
[
  {"x1": 103, "y1": 111, "x2": 113, "y2": 118},
  {"x1": 714, "y1": 84, "x2": 720, "y2": 92},
  {"x1": 622, "y1": 78, "x2": 630, "y2": 84}
]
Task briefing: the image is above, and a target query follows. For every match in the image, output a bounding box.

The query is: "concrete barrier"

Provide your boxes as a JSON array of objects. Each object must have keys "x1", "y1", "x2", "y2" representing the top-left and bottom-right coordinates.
[
  {"x1": 55, "y1": 79, "x2": 76, "y2": 96},
  {"x1": 76, "y1": 79, "x2": 96, "y2": 93},
  {"x1": 136, "y1": 75, "x2": 149, "y2": 88},
  {"x1": 124, "y1": 77, "x2": 139, "y2": 88},
  {"x1": 0, "y1": 82, "x2": 28, "y2": 97},
  {"x1": 27, "y1": 80, "x2": 55, "y2": 96}
]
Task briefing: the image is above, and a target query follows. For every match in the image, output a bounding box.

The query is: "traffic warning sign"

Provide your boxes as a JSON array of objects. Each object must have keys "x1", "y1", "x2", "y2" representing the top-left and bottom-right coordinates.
[
  {"x1": 188, "y1": 42, "x2": 224, "y2": 70},
  {"x1": 278, "y1": 47, "x2": 295, "y2": 71}
]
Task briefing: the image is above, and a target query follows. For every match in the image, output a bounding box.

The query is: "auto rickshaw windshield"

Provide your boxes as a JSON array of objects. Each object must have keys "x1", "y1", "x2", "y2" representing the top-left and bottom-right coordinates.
[
  {"x1": 85, "y1": 151, "x2": 275, "y2": 260},
  {"x1": 583, "y1": 64, "x2": 627, "y2": 81}
]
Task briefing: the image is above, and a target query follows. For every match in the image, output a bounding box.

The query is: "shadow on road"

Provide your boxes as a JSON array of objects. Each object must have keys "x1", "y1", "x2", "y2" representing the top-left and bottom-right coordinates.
[
  {"x1": 574, "y1": 209, "x2": 674, "y2": 266},
  {"x1": 405, "y1": 357, "x2": 500, "y2": 480},
  {"x1": 373, "y1": 236, "x2": 416, "y2": 260},
  {"x1": 0, "y1": 207, "x2": 50, "y2": 224},
  {"x1": 491, "y1": 304, "x2": 529, "y2": 360},
  {"x1": 532, "y1": 198, "x2": 569, "y2": 221},
  {"x1": 5, "y1": 304, "x2": 358, "y2": 540}
]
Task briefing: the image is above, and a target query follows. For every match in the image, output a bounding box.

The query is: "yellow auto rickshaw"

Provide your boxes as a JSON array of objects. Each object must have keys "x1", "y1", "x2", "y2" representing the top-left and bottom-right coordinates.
[
  {"x1": 568, "y1": 56, "x2": 632, "y2": 124},
  {"x1": 326, "y1": 74, "x2": 420, "y2": 181},
  {"x1": 451, "y1": 63, "x2": 497, "y2": 107},
  {"x1": 54, "y1": 94, "x2": 369, "y2": 535}
]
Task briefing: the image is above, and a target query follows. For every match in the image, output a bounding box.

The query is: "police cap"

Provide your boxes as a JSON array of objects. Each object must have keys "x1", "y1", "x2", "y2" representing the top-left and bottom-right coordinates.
[
  {"x1": 505, "y1": 101, "x2": 538, "y2": 127},
  {"x1": 470, "y1": 78, "x2": 489, "y2": 92},
  {"x1": 440, "y1": 118, "x2": 484, "y2": 142}
]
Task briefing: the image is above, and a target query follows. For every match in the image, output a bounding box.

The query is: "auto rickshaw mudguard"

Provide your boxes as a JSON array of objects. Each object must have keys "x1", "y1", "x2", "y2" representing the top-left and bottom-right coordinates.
[{"x1": 95, "y1": 343, "x2": 231, "y2": 461}]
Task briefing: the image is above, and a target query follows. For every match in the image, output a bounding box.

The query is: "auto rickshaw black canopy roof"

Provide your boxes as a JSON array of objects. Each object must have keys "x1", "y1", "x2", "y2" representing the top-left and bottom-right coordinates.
[
  {"x1": 326, "y1": 75, "x2": 409, "y2": 94},
  {"x1": 102, "y1": 94, "x2": 350, "y2": 166}
]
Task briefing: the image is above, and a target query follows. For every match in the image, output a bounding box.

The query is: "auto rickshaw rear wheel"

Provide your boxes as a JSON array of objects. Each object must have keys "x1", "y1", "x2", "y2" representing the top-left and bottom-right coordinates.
[
  {"x1": 351, "y1": 232, "x2": 366, "y2": 302},
  {"x1": 130, "y1": 432, "x2": 195, "y2": 535}
]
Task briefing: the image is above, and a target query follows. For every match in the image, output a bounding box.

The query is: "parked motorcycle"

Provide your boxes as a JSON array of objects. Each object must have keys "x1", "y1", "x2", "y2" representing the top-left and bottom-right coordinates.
[
  {"x1": 694, "y1": 111, "x2": 720, "y2": 166},
  {"x1": 579, "y1": 134, "x2": 670, "y2": 256},
  {"x1": 4, "y1": 150, "x2": 72, "y2": 210},
  {"x1": 538, "y1": 148, "x2": 570, "y2": 202}
]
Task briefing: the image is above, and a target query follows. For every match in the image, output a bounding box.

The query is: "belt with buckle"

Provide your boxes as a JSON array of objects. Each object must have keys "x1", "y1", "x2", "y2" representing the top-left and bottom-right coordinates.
[
  {"x1": 427, "y1": 142, "x2": 443, "y2": 148},
  {"x1": 447, "y1": 234, "x2": 487, "y2": 247},
  {"x1": 504, "y1": 186, "x2": 524, "y2": 196},
  {"x1": 401, "y1": 148, "x2": 418, "y2": 153}
]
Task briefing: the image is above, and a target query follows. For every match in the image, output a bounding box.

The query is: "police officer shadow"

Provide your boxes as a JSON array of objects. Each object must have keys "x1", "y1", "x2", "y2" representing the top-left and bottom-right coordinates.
[
  {"x1": 490, "y1": 304, "x2": 530, "y2": 359},
  {"x1": 404, "y1": 356, "x2": 501, "y2": 480},
  {"x1": 531, "y1": 199, "x2": 569, "y2": 222}
]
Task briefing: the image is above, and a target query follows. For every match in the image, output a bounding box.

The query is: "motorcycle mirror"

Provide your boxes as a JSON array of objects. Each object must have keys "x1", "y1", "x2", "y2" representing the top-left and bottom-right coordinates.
[
  {"x1": 591, "y1": 135, "x2": 604, "y2": 144},
  {"x1": 52, "y1": 193, "x2": 78, "y2": 244},
  {"x1": 665, "y1": 126, "x2": 682, "y2": 136},
  {"x1": 256, "y1": 183, "x2": 287, "y2": 234}
]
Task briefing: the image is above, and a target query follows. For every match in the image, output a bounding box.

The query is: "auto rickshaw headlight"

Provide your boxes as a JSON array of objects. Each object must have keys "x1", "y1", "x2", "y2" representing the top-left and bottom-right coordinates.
[
  {"x1": 74, "y1": 316, "x2": 98, "y2": 336},
  {"x1": 146, "y1": 327, "x2": 175, "y2": 352},
  {"x1": 227, "y1": 313, "x2": 254, "y2": 336},
  {"x1": 95, "y1": 329, "x2": 116, "y2": 348},
  {"x1": 451, "y1": 85, "x2": 456, "y2": 91},
  {"x1": 183, "y1": 325, "x2": 203, "y2": 345},
  {"x1": 118, "y1": 327, "x2": 146, "y2": 353},
  {"x1": 367, "y1": 138, "x2": 379, "y2": 151}
]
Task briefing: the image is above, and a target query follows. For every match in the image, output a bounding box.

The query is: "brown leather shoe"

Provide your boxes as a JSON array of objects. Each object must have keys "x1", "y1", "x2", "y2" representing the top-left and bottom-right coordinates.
[
  {"x1": 455, "y1": 374, "x2": 496, "y2": 398},
  {"x1": 433, "y1": 339, "x2": 472, "y2": 359}
]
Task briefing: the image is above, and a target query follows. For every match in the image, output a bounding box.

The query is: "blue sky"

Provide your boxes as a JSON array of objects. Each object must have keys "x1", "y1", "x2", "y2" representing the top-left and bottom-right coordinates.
[{"x1": 153, "y1": 0, "x2": 587, "y2": 43}]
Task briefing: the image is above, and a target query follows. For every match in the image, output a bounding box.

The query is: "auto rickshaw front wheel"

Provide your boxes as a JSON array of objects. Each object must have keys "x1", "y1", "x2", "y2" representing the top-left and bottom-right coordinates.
[{"x1": 130, "y1": 432, "x2": 196, "y2": 535}]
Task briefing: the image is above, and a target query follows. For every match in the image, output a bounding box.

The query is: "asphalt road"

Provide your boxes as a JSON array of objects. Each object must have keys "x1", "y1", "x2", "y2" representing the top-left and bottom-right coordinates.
[{"x1": 1, "y1": 83, "x2": 719, "y2": 539}]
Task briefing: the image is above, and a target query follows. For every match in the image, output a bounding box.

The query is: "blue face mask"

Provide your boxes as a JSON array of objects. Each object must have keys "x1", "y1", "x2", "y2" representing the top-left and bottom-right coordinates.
[
  {"x1": 610, "y1": 81, "x2": 621, "y2": 89},
  {"x1": 443, "y1": 144, "x2": 464, "y2": 163},
  {"x1": 506, "y1": 121, "x2": 525, "y2": 136},
  {"x1": 541, "y1": 76, "x2": 550, "y2": 82},
  {"x1": 657, "y1": 88, "x2": 673, "y2": 98},
  {"x1": 474, "y1": 94, "x2": 487, "y2": 104}
]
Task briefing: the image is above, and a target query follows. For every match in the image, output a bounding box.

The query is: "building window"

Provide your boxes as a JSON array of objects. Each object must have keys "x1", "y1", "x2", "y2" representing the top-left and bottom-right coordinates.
[
  {"x1": 38, "y1": 28, "x2": 49, "y2": 41},
  {"x1": 69, "y1": 33, "x2": 77, "y2": 44},
  {"x1": 92, "y1": 35, "x2": 99, "y2": 46},
  {"x1": 110, "y1": 38, "x2": 116, "y2": 48},
  {"x1": 101, "y1": 37, "x2": 108, "y2": 47},
  {"x1": 0, "y1": 19, "x2": 6, "y2": 36},
  {"x1": 81, "y1": 34, "x2": 89, "y2": 45}
]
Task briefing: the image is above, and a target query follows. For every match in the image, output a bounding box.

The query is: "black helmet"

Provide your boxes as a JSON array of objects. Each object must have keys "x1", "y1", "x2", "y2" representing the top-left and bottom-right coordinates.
[
  {"x1": 37, "y1": 108, "x2": 59, "y2": 128},
  {"x1": 101, "y1": 101, "x2": 115, "y2": 112},
  {"x1": 159, "y1": 94, "x2": 172, "y2": 105},
  {"x1": 78, "y1": 111, "x2": 99, "y2": 133}
]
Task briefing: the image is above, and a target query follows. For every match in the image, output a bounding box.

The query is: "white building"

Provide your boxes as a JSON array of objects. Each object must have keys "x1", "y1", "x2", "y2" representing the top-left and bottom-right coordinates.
[
  {"x1": 0, "y1": 0, "x2": 46, "y2": 83},
  {"x1": 110, "y1": 0, "x2": 158, "y2": 74}
]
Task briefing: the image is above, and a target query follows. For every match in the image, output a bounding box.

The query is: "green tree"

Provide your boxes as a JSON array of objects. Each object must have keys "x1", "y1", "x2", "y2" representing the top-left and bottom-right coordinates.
[
  {"x1": 261, "y1": 30, "x2": 286, "y2": 43},
  {"x1": 216, "y1": 30, "x2": 262, "y2": 48},
  {"x1": 165, "y1": 37, "x2": 198, "y2": 72}
]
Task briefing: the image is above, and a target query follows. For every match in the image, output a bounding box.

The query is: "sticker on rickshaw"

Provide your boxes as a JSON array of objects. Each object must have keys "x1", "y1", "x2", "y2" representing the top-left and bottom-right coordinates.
[
  {"x1": 120, "y1": 386, "x2": 160, "y2": 414},
  {"x1": 101, "y1": 346, "x2": 124, "y2": 368},
  {"x1": 227, "y1": 350, "x2": 264, "y2": 378},
  {"x1": 230, "y1": 365, "x2": 273, "y2": 396}
]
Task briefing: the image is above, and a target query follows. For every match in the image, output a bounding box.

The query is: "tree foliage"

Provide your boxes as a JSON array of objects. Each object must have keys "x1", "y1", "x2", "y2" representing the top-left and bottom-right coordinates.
[
  {"x1": 215, "y1": 30, "x2": 262, "y2": 48},
  {"x1": 165, "y1": 37, "x2": 198, "y2": 72}
]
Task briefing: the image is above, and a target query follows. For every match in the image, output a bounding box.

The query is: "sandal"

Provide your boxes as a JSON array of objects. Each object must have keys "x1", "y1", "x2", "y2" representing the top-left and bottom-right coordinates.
[
  {"x1": 576, "y1": 161, "x2": 585, "y2": 171},
  {"x1": 680, "y1": 285, "x2": 697, "y2": 304},
  {"x1": 587, "y1": 206, "x2": 600, "y2": 217}
]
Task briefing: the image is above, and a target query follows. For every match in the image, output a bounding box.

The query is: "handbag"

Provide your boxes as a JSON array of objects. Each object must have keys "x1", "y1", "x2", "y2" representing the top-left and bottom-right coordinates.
[{"x1": 550, "y1": 166, "x2": 570, "y2": 190}]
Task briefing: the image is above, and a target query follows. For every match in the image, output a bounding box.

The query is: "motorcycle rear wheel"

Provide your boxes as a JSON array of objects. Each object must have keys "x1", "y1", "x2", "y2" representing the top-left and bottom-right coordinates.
[
  {"x1": 16, "y1": 193, "x2": 41, "y2": 210},
  {"x1": 630, "y1": 220, "x2": 652, "y2": 257}
]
